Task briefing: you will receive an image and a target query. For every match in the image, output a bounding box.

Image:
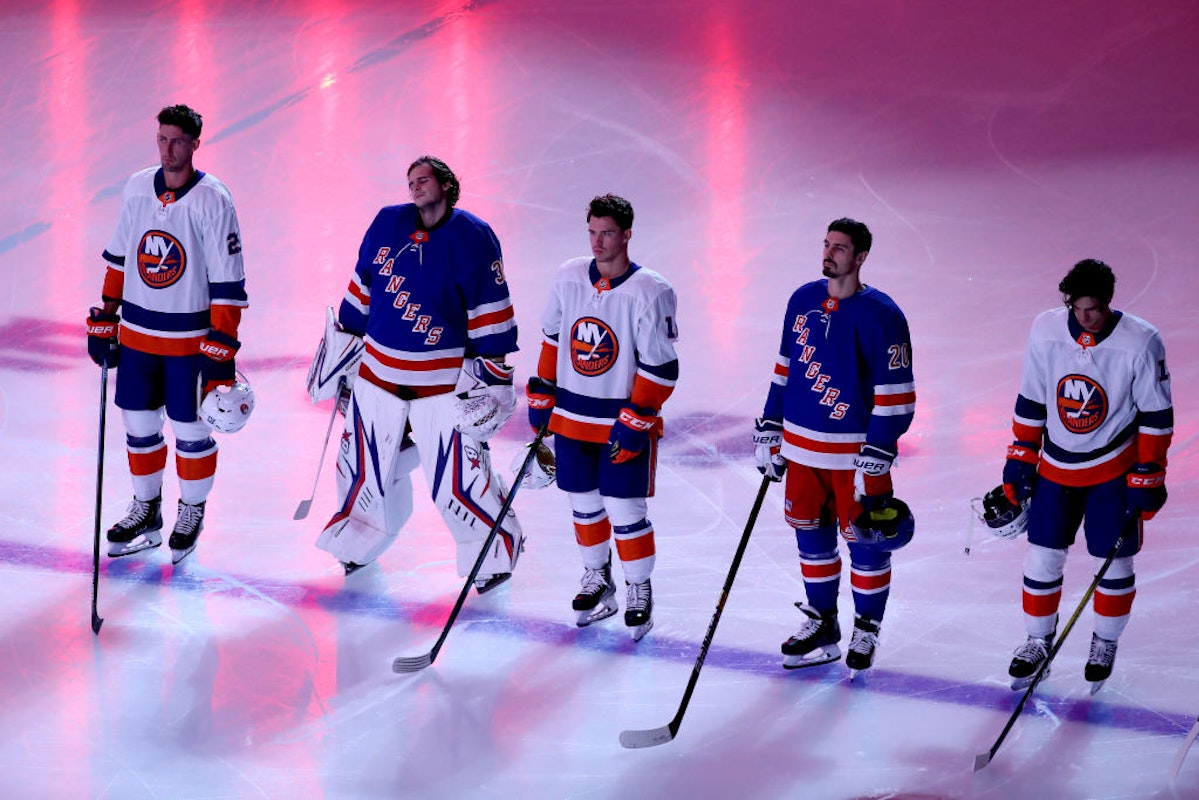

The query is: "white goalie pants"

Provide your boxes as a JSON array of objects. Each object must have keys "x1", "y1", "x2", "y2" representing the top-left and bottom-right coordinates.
[{"x1": 316, "y1": 379, "x2": 523, "y2": 576}]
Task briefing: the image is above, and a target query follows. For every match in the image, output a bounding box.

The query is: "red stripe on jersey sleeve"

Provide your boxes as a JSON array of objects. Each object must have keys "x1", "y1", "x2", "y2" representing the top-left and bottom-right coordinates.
[
  {"x1": 1137, "y1": 432, "x2": 1171, "y2": 467},
  {"x1": 467, "y1": 305, "x2": 515, "y2": 331},
  {"x1": 537, "y1": 340, "x2": 558, "y2": 383},
  {"x1": 102, "y1": 266, "x2": 124, "y2": 302}
]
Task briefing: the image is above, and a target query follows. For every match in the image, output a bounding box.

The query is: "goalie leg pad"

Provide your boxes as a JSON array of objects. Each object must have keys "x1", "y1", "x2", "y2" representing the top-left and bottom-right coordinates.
[
  {"x1": 407, "y1": 393, "x2": 524, "y2": 579},
  {"x1": 317, "y1": 381, "x2": 412, "y2": 565}
]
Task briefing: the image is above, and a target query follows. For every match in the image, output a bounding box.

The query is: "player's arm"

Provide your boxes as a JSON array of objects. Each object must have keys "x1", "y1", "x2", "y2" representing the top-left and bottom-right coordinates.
[
  {"x1": 855, "y1": 308, "x2": 915, "y2": 505},
  {"x1": 754, "y1": 302, "x2": 794, "y2": 481},
  {"x1": 1128, "y1": 332, "x2": 1173, "y2": 520},
  {"x1": 610, "y1": 284, "x2": 679, "y2": 464},
  {"x1": 198, "y1": 196, "x2": 249, "y2": 392}
]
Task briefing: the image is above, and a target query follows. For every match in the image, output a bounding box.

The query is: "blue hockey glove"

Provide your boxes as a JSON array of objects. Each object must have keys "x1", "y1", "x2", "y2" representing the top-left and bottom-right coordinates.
[
  {"x1": 1127, "y1": 463, "x2": 1167, "y2": 521},
  {"x1": 199, "y1": 329, "x2": 241, "y2": 394},
  {"x1": 753, "y1": 417, "x2": 786, "y2": 481},
  {"x1": 526, "y1": 377, "x2": 556, "y2": 432},
  {"x1": 610, "y1": 404, "x2": 656, "y2": 464},
  {"x1": 1003, "y1": 441, "x2": 1039, "y2": 504},
  {"x1": 86, "y1": 308, "x2": 120, "y2": 368}
]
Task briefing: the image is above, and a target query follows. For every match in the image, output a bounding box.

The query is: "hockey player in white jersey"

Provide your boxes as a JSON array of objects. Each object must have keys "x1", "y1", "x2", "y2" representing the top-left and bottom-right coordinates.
[
  {"x1": 86, "y1": 104, "x2": 249, "y2": 564},
  {"x1": 313, "y1": 156, "x2": 523, "y2": 590},
  {"x1": 526, "y1": 194, "x2": 679, "y2": 641},
  {"x1": 1000, "y1": 259, "x2": 1172, "y2": 692}
]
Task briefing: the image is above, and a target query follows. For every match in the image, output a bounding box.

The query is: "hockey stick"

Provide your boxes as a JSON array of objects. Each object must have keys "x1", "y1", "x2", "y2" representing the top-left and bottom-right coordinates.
[
  {"x1": 294, "y1": 378, "x2": 344, "y2": 521},
  {"x1": 973, "y1": 528, "x2": 1130, "y2": 771},
  {"x1": 620, "y1": 474, "x2": 773, "y2": 748},
  {"x1": 1169, "y1": 715, "x2": 1199, "y2": 783},
  {"x1": 90, "y1": 365, "x2": 109, "y2": 635},
  {"x1": 391, "y1": 423, "x2": 549, "y2": 673}
]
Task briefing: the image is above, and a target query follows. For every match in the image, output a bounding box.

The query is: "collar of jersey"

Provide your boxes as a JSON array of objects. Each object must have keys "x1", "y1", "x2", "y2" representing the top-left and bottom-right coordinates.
[
  {"x1": 589, "y1": 259, "x2": 639, "y2": 291},
  {"x1": 1067, "y1": 308, "x2": 1122, "y2": 346},
  {"x1": 154, "y1": 168, "x2": 204, "y2": 203}
]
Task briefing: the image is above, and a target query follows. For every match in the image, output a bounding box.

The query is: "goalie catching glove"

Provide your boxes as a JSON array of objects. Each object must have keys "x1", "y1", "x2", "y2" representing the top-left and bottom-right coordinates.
[{"x1": 453, "y1": 357, "x2": 516, "y2": 442}]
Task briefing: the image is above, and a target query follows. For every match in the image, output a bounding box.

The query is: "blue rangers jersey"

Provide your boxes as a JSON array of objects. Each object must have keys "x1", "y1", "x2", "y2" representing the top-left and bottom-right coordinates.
[
  {"x1": 762, "y1": 279, "x2": 915, "y2": 470},
  {"x1": 338, "y1": 204, "x2": 518, "y2": 396}
]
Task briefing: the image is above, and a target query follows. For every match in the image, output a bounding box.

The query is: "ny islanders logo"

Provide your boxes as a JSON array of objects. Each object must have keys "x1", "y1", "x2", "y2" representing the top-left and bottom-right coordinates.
[
  {"x1": 137, "y1": 230, "x2": 186, "y2": 288},
  {"x1": 570, "y1": 317, "x2": 618, "y2": 376},
  {"x1": 1056, "y1": 374, "x2": 1107, "y2": 434}
]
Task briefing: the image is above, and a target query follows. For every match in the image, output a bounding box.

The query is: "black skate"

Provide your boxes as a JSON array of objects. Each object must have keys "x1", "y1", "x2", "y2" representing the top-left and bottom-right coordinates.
[
  {"x1": 1085, "y1": 633, "x2": 1118, "y2": 694},
  {"x1": 782, "y1": 603, "x2": 841, "y2": 669},
  {"x1": 168, "y1": 500, "x2": 205, "y2": 564},
  {"x1": 1009, "y1": 633, "x2": 1053, "y2": 690},
  {"x1": 107, "y1": 496, "x2": 163, "y2": 557},
  {"x1": 341, "y1": 561, "x2": 365, "y2": 576},
  {"x1": 573, "y1": 556, "x2": 618, "y2": 627},
  {"x1": 624, "y1": 579, "x2": 653, "y2": 642},
  {"x1": 846, "y1": 615, "x2": 881, "y2": 678}
]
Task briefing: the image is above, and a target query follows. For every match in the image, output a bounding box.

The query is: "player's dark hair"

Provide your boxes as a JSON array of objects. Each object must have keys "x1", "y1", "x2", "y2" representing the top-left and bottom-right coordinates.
[
  {"x1": 408, "y1": 155, "x2": 461, "y2": 208},
  {"x1": 157, "y1": 105, "x2": 202, "y2": 138},
  {"x1": 587, "y1": 194, "x2": 634, "y2": 230},
  {"x1": 1059, "y1": 259, "x2": 1115, "y2": 306},
  {"x1": 828, "y1": 217, "x2": 872, "y2": 254}
]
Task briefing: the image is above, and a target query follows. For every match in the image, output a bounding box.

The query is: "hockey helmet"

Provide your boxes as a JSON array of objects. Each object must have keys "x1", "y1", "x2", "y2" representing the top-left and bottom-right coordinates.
[
  {"x1": 201, "y1": 374, "x2": 255, "y2": 433},
  {"x1": 974, "y1": 485, "x2": 1030, "y2": 540},
  {"x1": 509, "y1": 439, "x2": 556, "y2": 489},
  {"x1": 851, "y1": 497, "x2": 915, "y2": 551}
]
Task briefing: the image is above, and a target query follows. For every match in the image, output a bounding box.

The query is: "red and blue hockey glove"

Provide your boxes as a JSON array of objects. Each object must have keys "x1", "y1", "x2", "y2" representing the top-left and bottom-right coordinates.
[
  {"x1": 526, "y1": 376, "x2": 556, "y2": 432},
  {"x1": 86, "y1": 307, "x2": 120, "y2": 368},
  {"x1": 1003, "y1": 441, "x2": 1039, "y2": 505},
  {"x1": 609, "y1": 404, "x2": 656, "y2": 464},
  {"x1": 1127, "y1": 463, "x2": 1167, "y2": 521},
  {"x1": 753, "y1": 417, "x2": 786, "y2": 482},
  {"x1": 199, "y1": 329, "x2": 240, "y2": 394}
]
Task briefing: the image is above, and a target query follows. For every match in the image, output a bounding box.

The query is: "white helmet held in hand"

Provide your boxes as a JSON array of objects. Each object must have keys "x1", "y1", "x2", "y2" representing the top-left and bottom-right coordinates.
[{"x1": 201, "y1": 374, "x2": 255, "y2": 433}]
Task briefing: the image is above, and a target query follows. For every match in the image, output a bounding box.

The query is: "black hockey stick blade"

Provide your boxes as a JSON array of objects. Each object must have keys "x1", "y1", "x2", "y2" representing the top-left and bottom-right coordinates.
[
  {"x1": 91, "y1": 610, "x2": 104, "y2": 635},
  {"x1": 1169, "y1": 716, "x2": 1199, "y2": 783},
  {"x1": 618, "y1": 475, "x2": 773, "y2": 749},
  {"x1": 391, "y1": 424, "x2": 550, "y2": 675}
]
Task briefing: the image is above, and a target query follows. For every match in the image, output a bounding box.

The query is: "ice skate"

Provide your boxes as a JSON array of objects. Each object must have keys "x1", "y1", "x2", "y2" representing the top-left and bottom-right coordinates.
[
  {"x1": 573, "y1": 556, "x2": 618, "y2": 627},
  {"x1": 846, "y1": 615, "x2": 880, "y2": 679},
  {"x1": 106, "y1": 495, "x2": 164, "y2": 557},
  {"x1": 474, "y1": 532, "x2": 525, "y2": 594},
  {"x1": 782, "y1": 602, "x2": 841, "y2": 669},
  {"x1": 168, "y1": 500, "x2": 206, "y2": 564},
  {"x1": 1085, "y1": 633, "x2": 1117, "y2": 694},
  {"x1": 1009, "y1": 633, "x2": 1053, "y2": 690},
  {"x1": 341, "y1": 561, "x2": 365, "y2": 576},
  {"x1": 624, "y1": 579, "x2": 653, "y2": 642}
]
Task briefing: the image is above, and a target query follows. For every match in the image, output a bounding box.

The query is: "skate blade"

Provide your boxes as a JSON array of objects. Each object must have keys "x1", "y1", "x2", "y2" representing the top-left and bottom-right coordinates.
[
  {"x1": 475, "y1": 572, "x2": 512, "y2": 594},
  {"x1": 629, "y1": 617, "x2": 654, "y2": 642},
  {"x1": 1088, "y1": 679, "x2": 1107, "y2": 695},
  {"x1": 1009, "y1": 664, "x2": 1050, "y2": 691},
  {"x1": 170, "y1": 544, "x2": 197, "y2": 565},
  {"x1": 783, "y1": 645, "x2": 841, "y2": 670},
  {"x1": 107, "y1": 531, "x2": 162, "y2": 558},
  {"x1": 576, "y1": 602, "x2": 618, "y2": 628},
  {"x1": 848, "y1": 667, "x2": 870, "y2": 681}
]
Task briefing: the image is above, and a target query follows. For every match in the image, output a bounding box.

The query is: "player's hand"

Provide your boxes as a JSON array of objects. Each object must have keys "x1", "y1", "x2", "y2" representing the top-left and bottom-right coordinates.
[
  {"x1": 609, "y1": 405, "x2": 656, "y2": 464},
  {"x1": 526, "y1": 377, "x2": 556, "y2": 432},
  {"x1": 199, "y1": 329, "x2": 240, "y2": 394},
  {"x1": 87, "y1": 307, "x2": 121, "y2": 368},
  {"x1": 1127, "y1": 463, "x2": 1167, "y2": 521},
  {"x1": 853, "y1": 443, "x2": 896, "y2": 498},
  {"x1": 1003, "y1": 440, "x2": 1039, "y2": 504},
  {"x1": 753, "y1": 417, "x2": 786, "y2": 481}
]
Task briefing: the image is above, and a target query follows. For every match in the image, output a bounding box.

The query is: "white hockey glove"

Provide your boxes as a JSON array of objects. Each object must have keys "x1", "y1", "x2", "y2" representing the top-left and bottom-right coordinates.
[
  {"x1": 509, "y1": 439, "x2": 556, "y2": 489},
  {"x1": 307, "y1": 306, "x2": 364, "y2": 403},
  {"x1": 453, "y1": 357, "x2": 517, "y2": 442},
  {"x1": 753, "y1": 417, "x2": 787, "y2": 482},
  {"x1": 853, "y1": 444, "x2": 896, "y2": 506}
]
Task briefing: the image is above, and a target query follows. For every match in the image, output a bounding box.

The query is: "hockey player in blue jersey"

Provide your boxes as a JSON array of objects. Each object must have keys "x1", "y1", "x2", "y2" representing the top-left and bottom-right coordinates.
[{"x1": 754, "y1": 218, "x2": 916, "y2": 675}]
